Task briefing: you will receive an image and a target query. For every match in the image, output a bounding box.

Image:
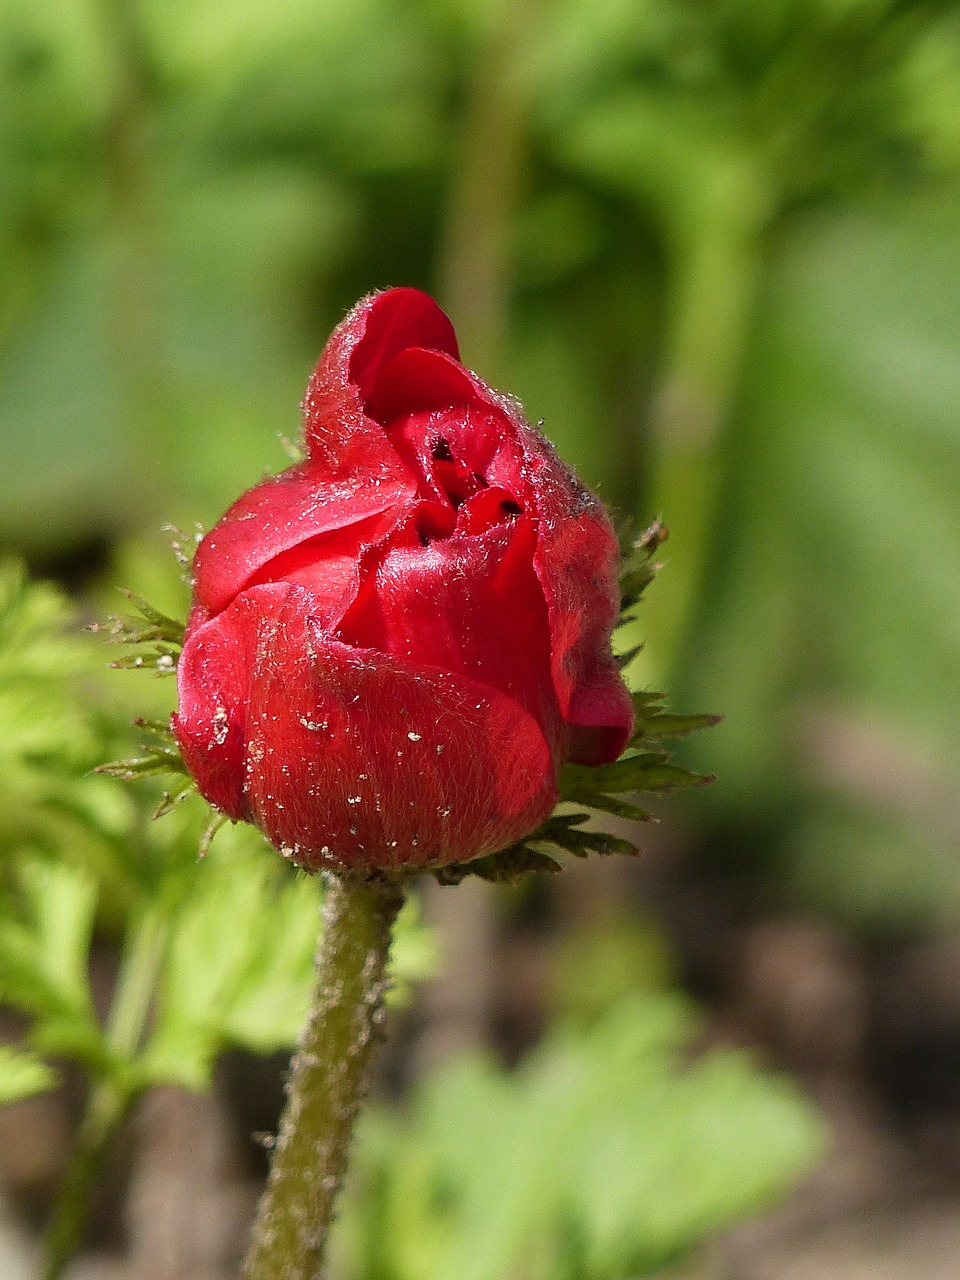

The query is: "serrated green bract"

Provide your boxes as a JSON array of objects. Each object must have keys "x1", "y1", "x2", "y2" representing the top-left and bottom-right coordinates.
[
  {"x1": 96, "y1": 718, "x2": 196, "y2": 820},
  {"x1": 92, "y1": 590, "x2": 184, "y2": 675},
  {"x1": 332, "y1": 995, "x2": 826, "y2": 1280},
  {"x1": 617, "y1": 519, "x2": 668, "y2": 624},
  {"x1": 438, "y1": 696, "x2": 718, "y2": 884}
]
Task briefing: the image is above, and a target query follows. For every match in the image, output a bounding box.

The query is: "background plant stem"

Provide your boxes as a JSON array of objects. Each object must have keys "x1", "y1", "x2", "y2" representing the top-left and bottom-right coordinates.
[
  {"x1": 97, "y1": 0, "x2": 167, "y2": 505},
  {"x1": 436, "y1": 0, "x2": 540, "y2": 375},
  {"x1": 40, "y1": 905, "x2": 167, "y2": 1280},
  {"x1": 40, "y1": 1081, "x2": 126, "y2": 1280},
  {"x1": 639, "y1": 217, "x2": 763, "y2": 686},
  {"x1": 242, "y1": 874, "x2": 405, "y2": 1280}
]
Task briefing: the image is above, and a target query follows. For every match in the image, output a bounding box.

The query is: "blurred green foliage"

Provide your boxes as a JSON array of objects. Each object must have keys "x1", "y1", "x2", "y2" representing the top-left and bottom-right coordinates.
[
  {"x1": 680, "y1": 190, "x2": 960, "y2": 928},
  {"x1": 3, "y1": 0, "x2": 960, "y2": 1268},
  {"x1": 332, "y1": 994, "x2": 824, "y2": 1280},
  {"x1": 4, "y1": 0, "x2": 960, "y2": 937}
]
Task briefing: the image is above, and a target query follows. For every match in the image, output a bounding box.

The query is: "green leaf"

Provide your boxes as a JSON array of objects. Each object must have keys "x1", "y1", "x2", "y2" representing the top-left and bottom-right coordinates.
[
  {"x1": 0, "y1": 560, "x2": 98, "y2": 773},
  {"x1": 142, "y1": 829, "x2": 313, "y2": 1089},
  {"x1": 143, "y1": 829, "x2": 435, "y2": 1090},
  {"x1": 0, "y1": 1045, "x2": 56, "y2": 1105},
  {"x1": 0, "y1": 858, "x2": 97, "y2": 1011},
  {"x1": 0, "y1": 857, "x2": 104, "y2": 1065},
  {"x1": 333, "y1": 995, "x2": 826, "y2": 1280}
]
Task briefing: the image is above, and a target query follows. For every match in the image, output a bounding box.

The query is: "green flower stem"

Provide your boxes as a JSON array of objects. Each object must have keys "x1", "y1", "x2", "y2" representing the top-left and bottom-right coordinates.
[
  {"x1": 40, "y1": 1080, "x2": 126, "y2": 1280},
  {"x1": 243, "y1": 873, "x2": 405, "y2": 1280},
  {"x1": 41, "y1": 905, "x2": 168, "y2": 1280}
]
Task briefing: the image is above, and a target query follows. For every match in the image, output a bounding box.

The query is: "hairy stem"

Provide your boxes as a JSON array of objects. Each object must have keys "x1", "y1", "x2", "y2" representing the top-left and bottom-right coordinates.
[{"x1": 243, "y1": 874, "x2": 405, "y2": 1280}]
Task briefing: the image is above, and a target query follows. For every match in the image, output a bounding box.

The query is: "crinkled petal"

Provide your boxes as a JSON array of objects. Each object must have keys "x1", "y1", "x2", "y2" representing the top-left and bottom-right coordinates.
[
  {"x1": 301, "y1": 288, "x2": 459, "y2": 465},
  {"x1": 389, "y1": 403, "x2": 530, "y2": 504},
  {"x1": 238, "y1": 585, "x2": 556, "y2": 870},
  {"x1": 237, "y1": 509, "x2": 402, "y2": 630},
  {"x1": 337, "y1": 512, "x2": 562, "y2": 744},
  {"x1": 192, "y1": 462, "x2": 415, "y2": 618},
  {"x1": 514, "y1": 421, "x2": 634, "y2": 763},
  {"x1": 364, "y1": 347, "x2": 479, "y2": 424}
]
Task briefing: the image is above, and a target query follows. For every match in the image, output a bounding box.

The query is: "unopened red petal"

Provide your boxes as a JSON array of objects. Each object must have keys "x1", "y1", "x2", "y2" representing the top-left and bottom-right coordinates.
[
  {"x1": 302, "y1": 289, "x2": 459, "y2": 464},
  {"x1": 364, "y1": 347, "x2": 480, "y2": 425},
  {"x1": 174, "y1": 601, "x2": 255, "y2": 821},
  {"x1": 347, "y1": 290, "x2": 460, "y2": 400},
  {"x1": 513, "y1": 422, "x2": 634, "y2": 761},
  {"x1": 193, "y1": 462, "x2": 415, "y2": 618},
  {"x1": 176, "y1": 288, "x2": 636, "y2": 872},
  {"x1": 337, "y1": 513, "x2": 561, "y2": 743},
  {"x1": 240, "y1": 586, "x2": 555, "y2": 869}
]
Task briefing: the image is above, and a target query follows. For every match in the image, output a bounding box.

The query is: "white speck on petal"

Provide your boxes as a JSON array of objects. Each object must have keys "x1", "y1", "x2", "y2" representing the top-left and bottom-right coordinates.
[
  {"x1": 211, "y1": 706, "x2": 229, "y2": 746},
  {"x1": 407, "y1": 731, "x2": 421, "y2": 742}
]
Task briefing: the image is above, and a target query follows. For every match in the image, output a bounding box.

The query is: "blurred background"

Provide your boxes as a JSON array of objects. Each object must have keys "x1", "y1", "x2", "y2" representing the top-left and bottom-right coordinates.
[{"x1": 4, "y1": 0, "x2": 960, "y2": 1276}]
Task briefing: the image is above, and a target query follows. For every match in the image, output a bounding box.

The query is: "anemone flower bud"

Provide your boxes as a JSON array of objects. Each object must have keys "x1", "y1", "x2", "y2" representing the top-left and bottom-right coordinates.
[{"x1": 174, "y1": 288, "x2": 632, "y2": 871}]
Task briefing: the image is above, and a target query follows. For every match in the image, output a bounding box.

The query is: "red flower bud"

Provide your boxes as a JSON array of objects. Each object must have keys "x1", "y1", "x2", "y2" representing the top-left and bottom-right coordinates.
[{"x1": 174, "y1": 289, "x2": 632, "y2": 871}]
